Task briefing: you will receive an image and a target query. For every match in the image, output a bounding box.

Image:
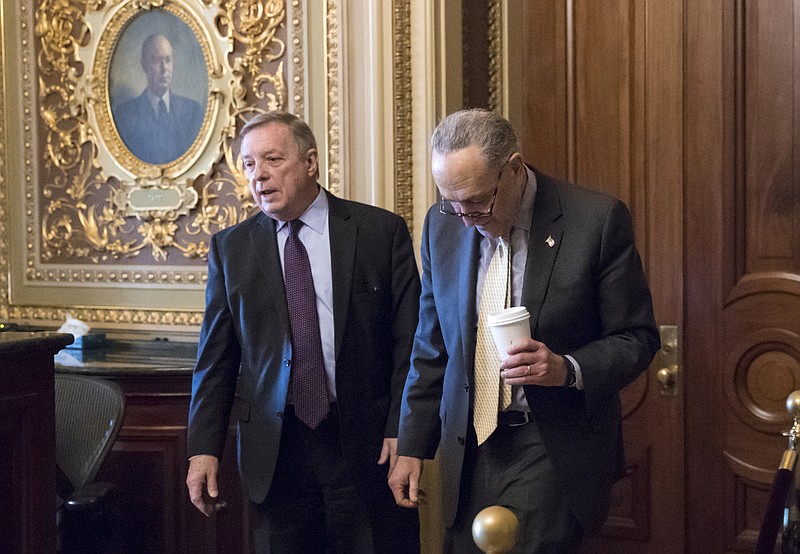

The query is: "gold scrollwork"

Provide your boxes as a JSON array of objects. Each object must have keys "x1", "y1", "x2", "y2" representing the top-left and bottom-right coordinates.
[
  {"x1": 325, "y1": 0, "x2": 340, "y2": 196},
  {"x1": 487, "y1": 0, "x2": 502, "y2": 114},
  {"x1": 33, "y1": 0, "x2": 287, "y2": 266},
  {"x1": 392, "y1": 0, "x2": 413, "y2": 230},
  {"x1": 0, "y1": 22, "x2": 7, "y2": 321}
]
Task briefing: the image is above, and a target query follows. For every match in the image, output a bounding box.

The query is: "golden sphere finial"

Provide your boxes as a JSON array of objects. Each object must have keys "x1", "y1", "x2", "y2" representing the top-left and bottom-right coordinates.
[
  {"x1": 787, "y1": 391, "x2": 800, "y2": 418},
  {"x1": 472, "y1": 505, "x2": 519, "y2": 553}
]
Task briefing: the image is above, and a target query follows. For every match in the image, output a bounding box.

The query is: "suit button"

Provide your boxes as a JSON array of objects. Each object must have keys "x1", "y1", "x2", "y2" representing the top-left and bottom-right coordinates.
[
  {"x1": 284, "y1": 359, "x2": 291, "y2": 366},
  {"x1": 458, "y1": 436, "x2": 465, "y2": 445},
  {"x1": 464, "y1": 383, "x2": 469, "y2": 392},
  {"x1": 276, "y1": 411, "x2": 284, "y2": 419}
]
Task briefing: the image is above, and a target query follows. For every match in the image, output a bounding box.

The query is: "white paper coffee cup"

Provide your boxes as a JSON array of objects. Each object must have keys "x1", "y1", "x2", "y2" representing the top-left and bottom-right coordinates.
[{"x1": 486, "y1": 306, "x2": 531, "y2": 360}]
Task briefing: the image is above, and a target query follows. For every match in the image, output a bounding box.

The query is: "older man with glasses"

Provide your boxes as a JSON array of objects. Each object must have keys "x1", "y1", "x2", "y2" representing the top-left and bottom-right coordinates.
[
  {"x1": 437, "y1": 157, "x2": 508, "y2": 219},
  {"x1": 389, "y1": 108, "x2": 660, "y2": 553}
]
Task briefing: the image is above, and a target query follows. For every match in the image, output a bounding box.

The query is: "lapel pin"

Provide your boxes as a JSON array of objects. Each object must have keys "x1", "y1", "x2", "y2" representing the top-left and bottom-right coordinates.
[{"x1": 546, "y1": 235, "x2": 555, "y2": 248}]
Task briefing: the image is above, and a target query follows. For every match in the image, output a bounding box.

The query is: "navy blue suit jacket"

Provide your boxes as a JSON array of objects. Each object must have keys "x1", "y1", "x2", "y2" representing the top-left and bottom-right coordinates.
[
  {"x1": 188, "y1": 191, "x2": 421, "y2": 514},
  {"x1": 114, "y1": 90, "x2": 203, "y2": 164},
  {"x1": 398, "y1": 169, "x2": 659, "y2": 534}
]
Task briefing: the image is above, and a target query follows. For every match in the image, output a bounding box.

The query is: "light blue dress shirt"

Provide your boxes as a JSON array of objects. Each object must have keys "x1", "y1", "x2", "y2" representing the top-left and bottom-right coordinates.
[{"x1": 276, "y1": 188, "x2": 337, "y2": 401}]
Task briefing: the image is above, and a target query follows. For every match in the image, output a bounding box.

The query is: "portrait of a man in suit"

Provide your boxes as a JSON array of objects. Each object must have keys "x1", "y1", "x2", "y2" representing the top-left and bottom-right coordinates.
[{"x1": 113, "y1": 33, "x2": 204, "y2": 165}]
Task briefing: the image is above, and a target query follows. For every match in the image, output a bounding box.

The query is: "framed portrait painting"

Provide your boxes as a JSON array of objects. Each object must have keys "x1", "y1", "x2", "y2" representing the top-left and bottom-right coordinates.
[
  {"x1": 1, "y1": 0, "x2": 296, "y2": 328},
  {"x1": 108, "y1": 10, "x2": 209, "y2": 167},
  {"x1": 92, "y1": 1, "x2": 223, "y2": 182},
  {"x1": 1, "y1": 0, "x2": 413, "y2": 334}
]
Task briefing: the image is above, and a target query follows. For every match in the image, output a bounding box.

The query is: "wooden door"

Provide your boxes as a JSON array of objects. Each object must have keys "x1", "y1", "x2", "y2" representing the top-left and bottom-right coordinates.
[
  {"x1": 512, "y1": 1, "x2": 685, "y2": 552},
  {"x1": 685, "y1": 1, "x2": 800, "y2": 551},
  {"x1": 515, "y1": 0, "x2": 800, "y2": 552}
]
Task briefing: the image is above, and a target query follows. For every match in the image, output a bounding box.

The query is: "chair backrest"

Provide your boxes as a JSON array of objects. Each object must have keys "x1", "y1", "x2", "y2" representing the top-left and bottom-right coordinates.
[{"x1": 54, "y1": 374, "x2": 126, "y2": 489}]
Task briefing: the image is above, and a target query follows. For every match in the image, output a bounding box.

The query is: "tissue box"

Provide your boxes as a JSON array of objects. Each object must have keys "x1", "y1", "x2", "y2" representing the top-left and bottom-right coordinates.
[{"x1": 65, "y1": 332, "x2": 107, "y2": 350}]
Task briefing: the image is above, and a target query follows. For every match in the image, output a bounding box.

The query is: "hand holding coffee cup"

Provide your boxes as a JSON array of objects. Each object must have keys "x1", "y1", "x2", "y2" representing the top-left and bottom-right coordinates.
[{"x1": 486, "y1": 307, "x2": 531, "y2": 360}]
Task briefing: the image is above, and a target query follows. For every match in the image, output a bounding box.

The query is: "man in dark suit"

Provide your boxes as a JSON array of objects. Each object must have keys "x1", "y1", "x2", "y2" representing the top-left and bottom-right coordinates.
[
  {"x1": 186, "y1": 112, "x2": 421, "y2": 553},
  {"x1": 114, "y1": 34, "x2": 204, "y2": 165},
  {"x1": 389, "y1": 109, "x2": 660, "y2": 553}
]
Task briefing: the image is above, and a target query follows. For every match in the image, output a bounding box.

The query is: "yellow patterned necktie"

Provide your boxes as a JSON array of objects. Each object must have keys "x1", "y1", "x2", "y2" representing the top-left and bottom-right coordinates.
[{"x1": 474, "y1": 237, "x2": 513, "y2": 445}]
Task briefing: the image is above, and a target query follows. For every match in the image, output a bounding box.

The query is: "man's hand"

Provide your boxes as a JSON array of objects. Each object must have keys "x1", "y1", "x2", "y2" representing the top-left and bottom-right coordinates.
[
  {"x1": 500, "y1": 338, "x2": 569, "y2": 387},
  {"x1": 378, "y1": 438, "x2": 399, "y2": 478},
  {"x1": 186, "y1": 455, "x2": 225, "y2": 517},
  {"x1": 388, "y1": 455, "x2": 426, "y2": 508}
]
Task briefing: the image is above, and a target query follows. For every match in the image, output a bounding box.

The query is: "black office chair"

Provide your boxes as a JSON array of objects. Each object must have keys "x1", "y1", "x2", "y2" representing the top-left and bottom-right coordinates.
[{"x1": 55, "y1": 374, "x2": 126, "y2": 553}]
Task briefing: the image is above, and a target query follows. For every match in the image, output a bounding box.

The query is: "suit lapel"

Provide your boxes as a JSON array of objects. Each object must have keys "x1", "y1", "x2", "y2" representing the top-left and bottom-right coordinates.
[
  {"x1": 250, "y1": 213, "x2": 291, "y2": 336},
  {"x1": 521, "y1": 173, "x2": 563, "y2": 334},
  {"x1": 458, "y1": 226, "x2": 481, "y2": 376},
  {"x1": 326, "y1": 191, "x2": 355, "y2": 359}
]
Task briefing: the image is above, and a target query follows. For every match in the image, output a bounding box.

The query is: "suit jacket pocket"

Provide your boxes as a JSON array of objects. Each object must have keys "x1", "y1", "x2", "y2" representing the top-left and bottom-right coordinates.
[
  {"x1": 233, "y1": 396, "x2": 251, "y2": 422},
  {"x1": 350, "y1": 287, "x2": 391, "y2": 332},
  {"x1": 351, "y1": 286, "x2": 385, "y2": 305}
]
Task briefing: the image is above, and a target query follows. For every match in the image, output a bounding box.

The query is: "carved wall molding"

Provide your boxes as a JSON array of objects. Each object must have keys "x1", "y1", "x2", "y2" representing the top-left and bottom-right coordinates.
[
  {"x1": 324, "y1": 0, "x2": 340, "y2": 196},
  {"x1": 0, "y1": 3, "x2": 8, "y2": 322},
  {"x1": 487, "y1": 0, "x2": 502, "y2": 113},
  {"x1": 289, "y1": 0, "x2": 305, "y2": 113},
  {"x1": 0, "y1": 0, "x2": 414, "y2": 330},
  {"x1": 2, "y1": 0, "x2": 292, "y2": 326},
  {"x1": 392, "y1": 0, "x2": 413, "y2": 228},
  {"x1": 33, "y1": 0, "x2": 286, "y2": 270}
]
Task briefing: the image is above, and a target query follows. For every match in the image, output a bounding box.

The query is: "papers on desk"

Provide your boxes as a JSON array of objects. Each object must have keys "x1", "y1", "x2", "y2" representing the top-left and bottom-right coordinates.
[{"x1": 57, "y1": 314, "x2": 106, "y2": 349}]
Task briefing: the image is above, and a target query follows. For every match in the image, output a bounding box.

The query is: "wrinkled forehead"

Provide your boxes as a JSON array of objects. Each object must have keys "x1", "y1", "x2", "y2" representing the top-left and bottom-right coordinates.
[
  {"x1": 432, "y1": 146, "x2": 489, "y2": 180},
  {"x1": 240, "y1": 123, "x2": 297, "y2": 157},
  {"x1": 432, "y1": 146, "x2": 494, "y2": 198}
]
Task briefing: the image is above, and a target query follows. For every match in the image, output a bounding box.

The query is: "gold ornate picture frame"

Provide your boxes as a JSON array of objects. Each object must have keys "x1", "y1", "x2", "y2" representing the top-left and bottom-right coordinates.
[
  {"x1": 36, "y1": 0, "x2": 289, "y2": 269},
  {"x1": 92, "y1": 2, "x2": 221, "y2": 182},
  {"x1": 0, "y1": 0, "x2": 414, "y2": 333},
  {"x1": 1, "y1": 0, "x2": 295, "y2": 329}
]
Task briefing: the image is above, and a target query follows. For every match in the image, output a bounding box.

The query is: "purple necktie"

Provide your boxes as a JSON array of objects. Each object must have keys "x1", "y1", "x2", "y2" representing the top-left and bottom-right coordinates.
[{"x1": 285, "y1": 219, "x2": 329, "y2": 428}]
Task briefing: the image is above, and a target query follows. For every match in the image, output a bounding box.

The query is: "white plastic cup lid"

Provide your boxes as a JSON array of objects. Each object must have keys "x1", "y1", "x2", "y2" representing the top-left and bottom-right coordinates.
[{"x1": 487, "y1": 306, "x2": 530, "y2": 326}]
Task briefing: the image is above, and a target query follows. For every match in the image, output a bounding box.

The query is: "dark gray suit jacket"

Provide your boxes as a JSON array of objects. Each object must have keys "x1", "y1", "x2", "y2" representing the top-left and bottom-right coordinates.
[
  {"x1": 397, "y1": 169, "x2": 659, "y2": 534},
  {"x1": 188, "y1": 190, "x2": 421, "y2": 516}
]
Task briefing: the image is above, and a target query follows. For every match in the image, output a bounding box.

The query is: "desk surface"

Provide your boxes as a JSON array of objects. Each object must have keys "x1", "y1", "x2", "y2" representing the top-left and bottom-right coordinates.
[
  {"x1": 0, "y1": 331, "x2": 73, "y2": 354},
  {"x1": 54, "y1": 339, "x2": 197, "y2": 376}
]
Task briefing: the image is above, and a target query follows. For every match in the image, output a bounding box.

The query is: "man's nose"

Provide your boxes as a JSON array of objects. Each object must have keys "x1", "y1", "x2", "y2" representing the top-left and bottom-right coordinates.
[{"x1": 252, "y1": 161, "x2": 269, "y2": 181}]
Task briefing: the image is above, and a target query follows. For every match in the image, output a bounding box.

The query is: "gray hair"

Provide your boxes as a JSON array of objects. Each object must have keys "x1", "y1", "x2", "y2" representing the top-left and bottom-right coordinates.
[
  {"x1": 239, "y1": 111, "x2": 318, "y2": 157},
  {"x1": 430, "y1": 108, "x2": 520, "y2": 171}
]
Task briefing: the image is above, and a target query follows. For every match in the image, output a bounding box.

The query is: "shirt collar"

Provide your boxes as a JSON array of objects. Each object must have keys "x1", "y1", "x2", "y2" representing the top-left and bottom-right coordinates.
[
  {"x1": 276, "y1": 187, "x2": 328, "y2": 234},
  {"x1": 147, "y1": 89, "x2": 171, "y2": 112}
]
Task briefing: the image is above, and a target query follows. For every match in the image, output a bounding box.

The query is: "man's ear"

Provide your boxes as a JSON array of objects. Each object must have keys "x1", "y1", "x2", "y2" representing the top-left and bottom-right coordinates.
[
  {"x1": 306, "y1": 148, "x2": 319, "y2": 177},
  {"x1": 508, "y1": 151, "x2": 524, "y2": 173}
]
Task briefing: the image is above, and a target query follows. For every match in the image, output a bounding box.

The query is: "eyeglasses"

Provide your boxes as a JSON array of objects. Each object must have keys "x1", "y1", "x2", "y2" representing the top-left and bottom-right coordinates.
[{"x1": 438, "y1": 159, "x2": 509, "y2": 218}]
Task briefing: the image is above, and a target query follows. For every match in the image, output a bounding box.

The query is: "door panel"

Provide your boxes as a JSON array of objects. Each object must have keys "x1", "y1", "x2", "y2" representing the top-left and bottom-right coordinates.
[
  {"x1": 686, "y1": 1, "x2": 800, "y2": 551},
  {"x1": 513, "y1": 0, "x2": 800, "y2": 551},
  {"x1": 513, "y1": 1, "x2": 684, "y2": 552}
]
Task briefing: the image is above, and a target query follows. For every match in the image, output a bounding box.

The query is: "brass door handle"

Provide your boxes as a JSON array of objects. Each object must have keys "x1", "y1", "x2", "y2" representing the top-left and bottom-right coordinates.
[
  {"x1": 654, "y1": 325, "x2": 679, "y2": 396},
  {"x1": 656, "y1": 365, "x2": 678, "y2": 395}
]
